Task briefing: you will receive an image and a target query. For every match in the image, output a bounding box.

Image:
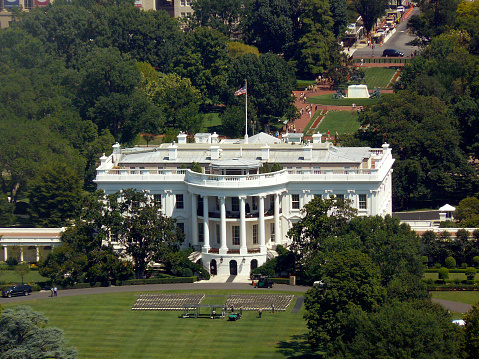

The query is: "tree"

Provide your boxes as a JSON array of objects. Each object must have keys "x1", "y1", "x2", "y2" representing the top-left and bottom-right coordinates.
[
  {"x1": 288, "y1": 196, "x2": 357, "y2": 257},
  {"x1": 174, "y1": 27, "x2": 230, "y2": 105},
  {"x1": 147, "y1": 72, "x2": 203, "y2": 134},
  {"x1": 353, "y1": 0, "x2": 388, "y2": 34},
  {"x1": 456, "y1": 197, "x2": 479, "y2": 228},
  {"x1": 464, "y1": 302, "x2": 479, "y2": 358},
  {"x1": 14, "y1": 264, "x2": 30, "y2": 284},
  {"x1": 329, "y1": 0, "x2": 348, "y2": 37},
  {"x1": 0, "y1": 306, "x2": 77, "y2": 359},
  {"x1": 190, "y1": 162, "x2": 202, "y2": 173},
  {"x1": 407, "y1": 0, "x2": 460, "y2": 41},
  {"x1": 245, "y1": 0, "x2": 301, "y2": 57},
  {"x1": 331, "y1": 300, "x2": 464, "y2": 359},
  {"x1": 344, "y1": 91, "x2": 474, "y2": 209},
  {"x1": 107, "y1": 189, "x2": 183, "y2": 278},
  {"x1": 28, "y1": 164, "x2": 83, "y2": 227},
  {"x1": 294, "y1": 0, "x2": 338, "y2": 77},
  {"x1": 190, "y1": 0, "x2": 246, "y2": 38},
  {"x1": 303, "y1": 250, "x2": 385, "y2": 350},
  {"x1": 75, "y1": 47, "x2": 160, "y2": 143},
  {"x1": 226, "y1": 53, "x2": 297, "y2": 130},
  {"x1": 40, "y1": 191, "x2": 134, "y2": 286}
]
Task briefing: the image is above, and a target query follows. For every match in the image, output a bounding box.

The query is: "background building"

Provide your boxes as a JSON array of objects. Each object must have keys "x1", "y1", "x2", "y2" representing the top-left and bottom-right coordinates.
[{"x1": 95, "y1": 132, "x2": 395, "y2": 277}]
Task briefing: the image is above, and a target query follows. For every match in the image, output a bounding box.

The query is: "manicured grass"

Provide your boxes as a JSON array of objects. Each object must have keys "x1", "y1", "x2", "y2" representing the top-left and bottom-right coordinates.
[
  {"x1": 0, "y1": 270, "x2": 49, "y2": 284},
  {"x1": 315, "y1": 111, "x2": 361, "y2": 135},
  {"x1": 3, "y1": 290, "x2": 312, "y2": 359},
  {"x1": 297, "y1": 80, "x2": 316, "y2": 90},
  {"x1": 307, "y1": 94, "x2": 379, "y2": 106},
  {"x1": 430, "y1": 291, "x2": 479, "y2": 306},
  {"x1": 363, "y1": 67, "x2": 398, "y2": 89},
  {"x1": 202, "y1": 112, "x2": 222, "y2": 133}
]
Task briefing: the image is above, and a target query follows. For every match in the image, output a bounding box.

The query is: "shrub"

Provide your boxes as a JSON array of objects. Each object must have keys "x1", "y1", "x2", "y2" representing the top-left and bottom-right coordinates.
[
  {"x1": 445, "y1": 256, "x2": 456, "y2": 269},
  {"x1": 181, "y1": 268, "x2": 193, "y2": 277},
  {"x1": 434, "y1": 262, "x2": 442, "y2": 269},
  {"x1": 474, "y1": 256, "x2": 479, "y2": 268},
  {"x1": 6, "y1": 257, "x2": 18, "y2": 267},
  {"x1": 421, "y1": 256, "x2": 428, "y2": 267},
  {"x1": 466, "y1": 267, "x2": 477, "y2": 281},
  {"x1": 438, "y1": 267, "x2": 449, "y2": 281}
]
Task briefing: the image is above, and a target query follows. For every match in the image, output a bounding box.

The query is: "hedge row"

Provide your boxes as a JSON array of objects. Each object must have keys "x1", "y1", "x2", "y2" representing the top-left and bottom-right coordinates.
[
  {"x1": 271, "y1": 278, "x2": 290, "y2": 285},
  {"x1": 427, "y1": 285, "x2": 479, "y2": 291},
  {"x1": 117, "y1": 276, "x2": 197, "y2": 286},
  {"x1": 424, "y1": 268, "x2": 474, "y2": 273}
]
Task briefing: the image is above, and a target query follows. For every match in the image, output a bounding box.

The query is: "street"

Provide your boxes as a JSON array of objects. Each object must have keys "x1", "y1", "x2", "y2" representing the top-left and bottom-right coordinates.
[{"x1": 353, "y1": 6, "x2": 421, "y2": 58}]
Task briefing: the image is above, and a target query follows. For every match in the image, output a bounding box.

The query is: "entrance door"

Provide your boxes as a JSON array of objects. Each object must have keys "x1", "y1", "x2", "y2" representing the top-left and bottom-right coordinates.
[
  {"x1": 250, "y1": 259, "x2": 258, "y2": 271},
  {"x1": 229, "y1": 260, "x2": 237, "y2": 275},
  {"x1": 210, "y1": 259, "x2": 217, "y2": 275}
]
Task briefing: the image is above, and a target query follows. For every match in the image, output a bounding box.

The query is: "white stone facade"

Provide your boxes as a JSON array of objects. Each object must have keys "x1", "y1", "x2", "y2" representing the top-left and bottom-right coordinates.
[{"x1": 95, "y1": 132, "x2": 395, "y2": 276}]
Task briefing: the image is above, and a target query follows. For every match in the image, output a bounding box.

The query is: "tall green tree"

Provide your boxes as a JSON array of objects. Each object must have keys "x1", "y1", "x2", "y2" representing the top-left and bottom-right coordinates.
[
  {"x1": 226, "y1": 53, "x2": 297, "y2": 129},
  {"x1": 40, "y1": 191, "x2": 134, "y2": 286},
  {"x1": 464, "y1": 302, "x2": 479, "y2": 359},
  {"x1": 408, "y1": 0, "x2": 461, "y2": 41},
  {"x1": 353, "y1": 0, "x2": 388, "y2": 34},
  {"x1": 331, "y1": 300, "x2": 464, "y2": 359},
  {"x1": 75, "y1": 47, "x2": 160, "y2": 143},
  {"x1": 345, "y1": 91, "x2": 474, "y2": 209},
  {"x1": 174, "y1": 27, "x2": 230, "y2": 105},
  {"x1": 245, "y1": 0, "x2": 301, "y2": 57},
  {"x1": 190, "y1": 0, "x2": 246, "y2": 37},
  {"x1": 304, "y1": 250, "x2": 385, "y2": 350},
  {"x1": 295, "y1": 0, "x2": 338, "y2": 77},
  {"x1": 0, "y1": 306, "x2": 77, "y2": 359},
  {"x1": 107, "y1": 189, "x2": 183, "y2": 279},
  {"x1": 28, "y1": 164, "x2": 83, "y2": 227}
]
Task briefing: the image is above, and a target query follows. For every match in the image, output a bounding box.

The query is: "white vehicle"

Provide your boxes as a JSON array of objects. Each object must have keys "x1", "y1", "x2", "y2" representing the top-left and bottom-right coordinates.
[{"x1": 397, "y1": 6, "x2": 405, "y2": 12}]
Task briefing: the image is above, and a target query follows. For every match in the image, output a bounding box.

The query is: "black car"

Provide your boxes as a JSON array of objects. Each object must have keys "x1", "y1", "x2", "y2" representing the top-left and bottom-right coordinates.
[
  {"x1": 2, "y1": 284, "x2": 32, "y2": 298},
  {"x1": 382, "y1": 49, "x2": 404, "y2": 57}
]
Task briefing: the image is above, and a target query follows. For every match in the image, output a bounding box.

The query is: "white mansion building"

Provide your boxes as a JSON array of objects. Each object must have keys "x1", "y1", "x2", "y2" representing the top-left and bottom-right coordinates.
[{"x1": 94, "y1": 132, "x2": 395, "y2": 276}]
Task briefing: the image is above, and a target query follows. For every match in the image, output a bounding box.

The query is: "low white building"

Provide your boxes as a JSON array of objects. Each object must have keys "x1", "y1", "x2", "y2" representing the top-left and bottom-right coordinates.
[{"x1": 94, "y1": 132, "x2": 395, "y2": 276}]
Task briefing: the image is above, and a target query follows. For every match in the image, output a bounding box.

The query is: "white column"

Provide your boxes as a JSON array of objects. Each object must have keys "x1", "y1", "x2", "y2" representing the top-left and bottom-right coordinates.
[
  {"x1": 202, "y1": 195, "x2": 210, "y2": 252},
  {"x1": 3, "y1": 246, "x2": 7, "y2": 261},
  {"x1": 259, "y1": 195, "x2": 266, "y2": 253},
  {"x1": 220, "y1": 196, "x2": 227, "y2": 255},
  {"x1": 274, "y1": 193, "x2": 280, "y2": 245},
  {"x1": 191, "y1": 194, "x2": 198, "y2": 247},
  {"x1": 20, "y1": 247, "x2": 24, "y2": 262},
  {"x1": 36, "y1": 246, "x2": 40, "y2": 262},
  {"x1": 240, "y1": 196, "x2": 247, "y2": 255}
]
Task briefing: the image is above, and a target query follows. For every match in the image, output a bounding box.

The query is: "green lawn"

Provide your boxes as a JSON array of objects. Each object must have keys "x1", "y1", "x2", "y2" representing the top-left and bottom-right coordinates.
[
  {"x1": 307, "y1": 94, "x2": 379, "y2": 106},
  {"x1": 314, "y1": 110, "x2": 361, "y2": 135},
  {"x1": 362, "y1": 67, "x2": 398, "y2": 89},
  {"x1": 0, "y1": 270, "x2": 49, "y2": 284},
  {"x1": 430, "y1": 291, "x2": 479, "y2": 306},
  {"x1": 3, "y1": 290, "x2": 313, "y2": 359}
]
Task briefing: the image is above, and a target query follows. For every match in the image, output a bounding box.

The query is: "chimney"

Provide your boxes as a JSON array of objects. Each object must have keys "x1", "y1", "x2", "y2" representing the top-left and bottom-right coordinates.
[
  {"x1": 261, "y1": 144, "x2": 270, "y2": 161},
  {"x1": 303, "y1": 142, "x2": 312, "y2": 161},
  {"x1": 177, "y1": 132, "x2": 187, "y2": 144},
  {"x1": 312, "y1": 133, "x2": 322, "y2": 144},
  {"x1": 168, "y1": 142, "x2": 178, "y2": 160},
  {"x1": 210, "y1": 146, "x2": 221, "y2": 160}
]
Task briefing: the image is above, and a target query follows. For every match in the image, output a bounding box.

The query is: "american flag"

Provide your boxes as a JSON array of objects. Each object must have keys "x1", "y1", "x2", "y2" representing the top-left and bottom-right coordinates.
[{"x1": 234, "y1": 86, "x2": 247, "y2": 96}]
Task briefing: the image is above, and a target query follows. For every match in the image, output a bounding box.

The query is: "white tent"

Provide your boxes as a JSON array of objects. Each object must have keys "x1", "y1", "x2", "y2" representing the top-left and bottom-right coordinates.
[{"x1": 439, "y1": 204, "x2": 456, "y2": 212}]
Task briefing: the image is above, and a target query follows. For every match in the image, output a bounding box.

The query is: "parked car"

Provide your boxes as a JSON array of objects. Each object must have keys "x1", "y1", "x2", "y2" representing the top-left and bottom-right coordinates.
[
  {"x1": 382, "y1": 49, "x2": 404, "y2": 57},
  {"x1": 397, "y1": 5, "x2": 405, "y2": 12},
  {"x1": 2, "y1": 284, "x2": 32, "y2": 298}
]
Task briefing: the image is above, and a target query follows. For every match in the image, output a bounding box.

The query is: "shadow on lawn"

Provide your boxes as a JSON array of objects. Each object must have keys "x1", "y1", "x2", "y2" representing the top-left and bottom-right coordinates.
[{"x1": 276, "y1": 334, "x2": 323, "y2": 358}]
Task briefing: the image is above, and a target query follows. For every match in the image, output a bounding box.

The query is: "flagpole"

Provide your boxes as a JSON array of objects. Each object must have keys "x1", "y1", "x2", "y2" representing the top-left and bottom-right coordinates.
[{"x1": 245, "y1": 79, "x2": 248, "y2": 144}]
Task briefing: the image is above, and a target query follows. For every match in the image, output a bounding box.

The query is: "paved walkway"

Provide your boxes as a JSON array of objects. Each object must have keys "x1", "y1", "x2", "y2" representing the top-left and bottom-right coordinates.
[{"x1": 432, "y1": 298, "x2": 472, "y2": 314}]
